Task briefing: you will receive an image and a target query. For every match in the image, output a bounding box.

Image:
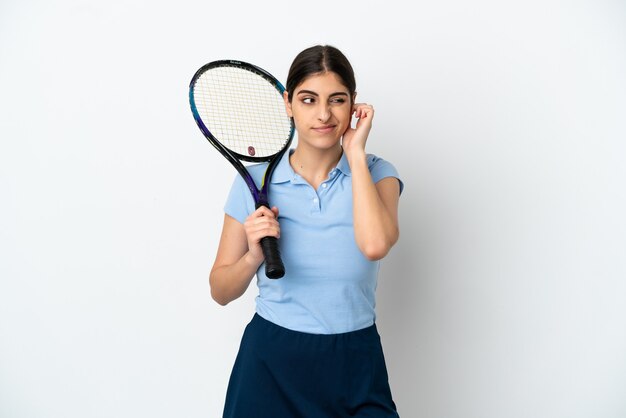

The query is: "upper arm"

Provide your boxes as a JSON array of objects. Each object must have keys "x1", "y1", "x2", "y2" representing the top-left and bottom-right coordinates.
[
  {"x1": 375, "y1": 177, "x2": 401, "y2": 232},
  {"x1": 211, "y1": 214, "x2": 249, "y2": 272}
]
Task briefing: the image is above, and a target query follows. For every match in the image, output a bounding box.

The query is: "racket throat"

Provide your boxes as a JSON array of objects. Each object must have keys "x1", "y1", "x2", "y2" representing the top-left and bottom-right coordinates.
[{"x1": 255, "y1": 196, "x2": 270, "y2": 209}]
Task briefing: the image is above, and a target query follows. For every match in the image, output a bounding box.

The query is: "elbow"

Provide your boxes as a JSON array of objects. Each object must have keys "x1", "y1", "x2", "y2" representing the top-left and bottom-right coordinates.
[
  {"x1": 361, "y1": 242, "x2": 393, "y2": 261},
  {"x1": 211, "y1": 290, "x2": 230, "y2": 306},
  {"x1": 363, "y1": 249, "x2": 388, "y2": 261},
  {"x1": 209, "y1": 274, "x2": 231, "y2": 306},
  {"x1": 361, "y1": 231, "x2": 399, "y2": 261}
]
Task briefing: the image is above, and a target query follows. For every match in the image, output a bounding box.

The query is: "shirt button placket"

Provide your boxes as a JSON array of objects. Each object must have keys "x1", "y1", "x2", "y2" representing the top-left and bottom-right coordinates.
[{"x1": 312, "y1": 196, "x2": 320, "y2": 212}]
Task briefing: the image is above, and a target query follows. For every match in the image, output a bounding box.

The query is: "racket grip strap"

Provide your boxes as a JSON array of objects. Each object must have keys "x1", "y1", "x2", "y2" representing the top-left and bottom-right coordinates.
[{"x1": 260, "y1": 236, "x2": 285, "y2": 279}]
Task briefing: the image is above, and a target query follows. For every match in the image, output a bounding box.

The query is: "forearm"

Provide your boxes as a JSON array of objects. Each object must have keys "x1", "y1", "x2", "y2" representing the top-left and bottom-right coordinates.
[{"x1": 347, "y1": 151, "x2": 399, "y2": 260}]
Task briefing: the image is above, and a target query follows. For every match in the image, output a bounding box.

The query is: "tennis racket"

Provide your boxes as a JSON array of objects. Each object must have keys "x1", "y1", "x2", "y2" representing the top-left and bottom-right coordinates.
[{"x1": 189, "y1": 60, "x2": 294, "y2": 279}]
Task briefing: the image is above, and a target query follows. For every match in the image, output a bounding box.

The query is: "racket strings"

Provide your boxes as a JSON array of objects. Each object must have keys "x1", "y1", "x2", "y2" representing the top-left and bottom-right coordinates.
[{"x1": 193, "y1": 66, "x2": 292, "y2": 158}]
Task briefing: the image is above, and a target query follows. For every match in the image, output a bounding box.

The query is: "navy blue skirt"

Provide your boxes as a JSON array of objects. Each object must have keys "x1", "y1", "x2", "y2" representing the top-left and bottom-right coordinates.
[{"x1": 223, "y1": 314, "x2": 399, "y2": 418}]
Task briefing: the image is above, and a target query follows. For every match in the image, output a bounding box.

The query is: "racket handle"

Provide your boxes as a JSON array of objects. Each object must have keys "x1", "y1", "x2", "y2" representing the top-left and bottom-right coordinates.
[{"x1": 260, "y1": 236, "x2": 285, "y2": 279}]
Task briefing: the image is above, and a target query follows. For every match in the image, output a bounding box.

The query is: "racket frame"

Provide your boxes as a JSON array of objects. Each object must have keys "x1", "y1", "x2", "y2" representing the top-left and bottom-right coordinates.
[{"x1": 189, "y1": 60, "x2": 294, "y2": 278}]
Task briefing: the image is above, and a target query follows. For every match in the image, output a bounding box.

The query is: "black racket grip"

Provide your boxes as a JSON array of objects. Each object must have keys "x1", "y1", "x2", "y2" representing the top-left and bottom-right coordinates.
[{"x1": 260, "y1": 236, "x2": 285, "y2": 279}]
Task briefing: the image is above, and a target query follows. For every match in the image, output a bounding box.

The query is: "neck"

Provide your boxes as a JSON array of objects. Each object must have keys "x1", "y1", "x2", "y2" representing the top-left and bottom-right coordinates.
[{"x1": 290, "y1": 144, "x2": 342, "y2": 188}]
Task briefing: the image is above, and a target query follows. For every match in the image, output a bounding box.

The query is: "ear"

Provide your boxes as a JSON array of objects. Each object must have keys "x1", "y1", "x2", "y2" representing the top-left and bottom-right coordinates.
[
  {"x1": 352, "y1": 91, "x2": 357, "y2": 105},
  {"x1": 283, "y1": 91, "x2": 293, "y2": 117}
]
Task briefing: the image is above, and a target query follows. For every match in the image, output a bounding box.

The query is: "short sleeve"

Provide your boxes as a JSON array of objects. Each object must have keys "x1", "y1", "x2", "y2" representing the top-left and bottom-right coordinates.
[
  {"x1": 224, "y1": 174, "x2": 256, "y2": 224},
  {"x1": 367, "y1": 154, "x2": 404, "y2": 195}
]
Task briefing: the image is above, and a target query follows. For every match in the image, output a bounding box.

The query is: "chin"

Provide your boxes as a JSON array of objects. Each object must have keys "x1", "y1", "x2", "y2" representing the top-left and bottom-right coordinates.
[
  {"x1": 300, "y1": 131, "x2": 339, "y2": 146},
  {"x1": 309, "y1": 137, "x2": 341, "y2": 150}
]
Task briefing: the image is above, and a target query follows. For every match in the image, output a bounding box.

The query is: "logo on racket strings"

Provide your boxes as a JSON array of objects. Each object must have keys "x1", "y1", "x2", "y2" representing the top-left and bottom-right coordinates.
[{"x1": 248, "y1": 146, "x2": 256, "y2": 156}]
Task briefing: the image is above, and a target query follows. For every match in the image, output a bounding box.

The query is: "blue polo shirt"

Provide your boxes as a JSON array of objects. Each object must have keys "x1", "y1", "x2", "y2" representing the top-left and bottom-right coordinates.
[{"x1": 224, "y1": 149, "x2": 403, "y2": 334}]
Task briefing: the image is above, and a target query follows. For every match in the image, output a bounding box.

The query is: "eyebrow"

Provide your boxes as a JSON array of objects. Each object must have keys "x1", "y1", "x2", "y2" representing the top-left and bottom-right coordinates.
[{"x1": 296, "y1": 90, "x2": 349, "y2": 97}]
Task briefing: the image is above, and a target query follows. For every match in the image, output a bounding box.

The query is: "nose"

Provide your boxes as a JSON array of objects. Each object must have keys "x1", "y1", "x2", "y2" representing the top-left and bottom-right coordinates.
[{"x1": 317, "y1": 103, "x2": 331, "y2": 122}]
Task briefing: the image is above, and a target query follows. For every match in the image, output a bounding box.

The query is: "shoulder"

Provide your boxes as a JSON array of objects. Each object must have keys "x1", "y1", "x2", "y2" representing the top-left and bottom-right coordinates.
[
  {"x1": 229, "y1": 162, "x2": 269, "y2": 190},
  {"x1": 365, "y1": 153, "x2": 404, "y2": 194},
  {"x1": 224, "y1": 162, "x2": 268, "y2": 223},
  {"x1": 366, "y1": 153, "x2": 396, "y2": 170},
  {"x1": 246, "y1": 162, "x2": 270, "y2": 185},
  {"x1": 365, "y1": 153, "x2": 400, "y2": 177}
]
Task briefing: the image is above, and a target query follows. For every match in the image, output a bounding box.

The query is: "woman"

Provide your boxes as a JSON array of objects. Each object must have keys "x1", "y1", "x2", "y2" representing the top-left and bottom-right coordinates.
[{"x1": 211, "y1": 45, "x2": 403, "y2": 417}]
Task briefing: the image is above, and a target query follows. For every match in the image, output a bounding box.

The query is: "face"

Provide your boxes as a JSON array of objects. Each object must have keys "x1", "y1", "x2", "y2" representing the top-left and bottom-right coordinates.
[{"x1": 284, "y1": 71, "x2": 354, "y2": 150}]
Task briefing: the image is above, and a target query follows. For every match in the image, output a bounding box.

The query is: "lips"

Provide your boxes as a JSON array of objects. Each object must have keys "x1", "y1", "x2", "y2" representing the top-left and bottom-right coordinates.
[{"x1": 312, "y1": 125, "x2": 335, "y2": 133}]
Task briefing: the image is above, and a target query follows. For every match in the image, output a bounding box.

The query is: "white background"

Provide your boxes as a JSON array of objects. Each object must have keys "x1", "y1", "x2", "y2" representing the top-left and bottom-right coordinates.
[{"x1": 1, "y1": 0, "x2": 625, "y2": 417}]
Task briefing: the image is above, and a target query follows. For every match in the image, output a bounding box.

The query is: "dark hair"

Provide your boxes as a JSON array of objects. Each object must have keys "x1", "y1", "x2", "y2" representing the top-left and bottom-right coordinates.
[{"x1": 286, "y1": 45, "x2": 356, "y2": 103}]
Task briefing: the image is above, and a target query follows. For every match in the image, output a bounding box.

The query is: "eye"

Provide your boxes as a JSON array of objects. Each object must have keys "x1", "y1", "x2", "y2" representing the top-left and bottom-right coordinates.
[
  {"x1": 302, "y1": 97, "x2": 315, "y2": 104},
  {"x1": 330, "y1": 97, "x2": 346, "y2": 104}
]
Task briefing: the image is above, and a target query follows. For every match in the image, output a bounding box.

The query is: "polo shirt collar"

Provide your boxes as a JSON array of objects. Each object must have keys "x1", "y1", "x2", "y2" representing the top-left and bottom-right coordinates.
[
  {"x1": 270, "y1": 149, "x2": 297, "y2": 184},
  {"x1": 335, "y1": 149, "x2": 352, "y2": 177},
  {"x1": 270, "y1": 148, "x2": 352, "y2": 184}
]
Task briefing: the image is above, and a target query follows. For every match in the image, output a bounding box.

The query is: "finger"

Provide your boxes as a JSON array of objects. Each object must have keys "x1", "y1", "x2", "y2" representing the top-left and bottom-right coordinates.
[
  {"x1": 248, "y1": 216, "x2": 279, "y2": 229},
  {"x1": 354, "y1": 104, "x2": 372, "y2": 119},
  {"x1": 250, "y1": 222, "x2": 280, "y2": 239},
  {"x1": 244, "y1": 214, "x2": 279, "y2": 234},
  {"x1": 359, "y1": 105, "x2": 373, "y2": 113},
  {"x1": 253, "y1": 205, "x2": 277, "y2": 219},
  {"x1": 245, "y1": 222, "x2": 280, "y2": 242}
]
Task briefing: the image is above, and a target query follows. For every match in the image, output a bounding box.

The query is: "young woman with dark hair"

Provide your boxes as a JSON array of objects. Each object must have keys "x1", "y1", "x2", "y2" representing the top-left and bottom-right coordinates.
[{"x1": 211, "y1": 45, "x2": 403, "y2": 417}]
